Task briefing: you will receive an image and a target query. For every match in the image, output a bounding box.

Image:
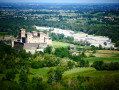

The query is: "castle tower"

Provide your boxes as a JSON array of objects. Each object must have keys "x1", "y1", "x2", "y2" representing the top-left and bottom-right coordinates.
[
  {"x1": 19, "y1": 29, "x2": 25, "y2": 42},
  {"x1": 20, "y1": 29, "x2": 25, "y2": 38}
]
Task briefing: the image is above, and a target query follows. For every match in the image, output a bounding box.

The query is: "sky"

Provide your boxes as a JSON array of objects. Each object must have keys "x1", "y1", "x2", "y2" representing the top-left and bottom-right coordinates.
[{"x1": 0, "y1": 0, "x2": 119, "y2": 3}]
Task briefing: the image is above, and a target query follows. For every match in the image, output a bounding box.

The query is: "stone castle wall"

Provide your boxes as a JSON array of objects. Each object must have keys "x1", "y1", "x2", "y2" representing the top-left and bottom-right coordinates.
[
  {"x1": 20, "y1": 29, "x2": 52, "y2": 52},
  {"x1": 25, "y1": 32, "x2": 51, "y2": 44},
  {"x1": 12, "y1": 29, "x2": 52, "y2": 54}
]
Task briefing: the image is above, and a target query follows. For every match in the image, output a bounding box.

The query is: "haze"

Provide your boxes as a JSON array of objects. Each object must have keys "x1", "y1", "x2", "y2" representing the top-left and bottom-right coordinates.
[{"x1": 0, "y1": 0, "x2": 119, "y2": 3}]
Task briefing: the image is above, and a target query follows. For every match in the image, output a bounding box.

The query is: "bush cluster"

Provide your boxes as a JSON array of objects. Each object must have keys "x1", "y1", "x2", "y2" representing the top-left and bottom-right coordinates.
[{"x1": 92, "y1": 61, "x2": 119, "y2": 70}]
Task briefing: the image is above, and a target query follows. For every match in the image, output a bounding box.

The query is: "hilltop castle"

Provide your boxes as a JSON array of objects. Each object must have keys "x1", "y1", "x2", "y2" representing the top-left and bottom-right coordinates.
[{"x1": 12, "y1": 29, "x2": 52, "y2": 54}]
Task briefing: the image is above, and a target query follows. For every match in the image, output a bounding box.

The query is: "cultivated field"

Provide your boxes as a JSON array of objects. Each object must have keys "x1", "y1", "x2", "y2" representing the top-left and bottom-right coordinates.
[
  {"x1": 96, "y1": 50, "x2": 119, "y2": 54},
  {"x1": 85, "y1": 50, "x2": 119, "y2": 64},
  {"x1": 84, "y1": 57, "x2": 119, "y2": 63}
]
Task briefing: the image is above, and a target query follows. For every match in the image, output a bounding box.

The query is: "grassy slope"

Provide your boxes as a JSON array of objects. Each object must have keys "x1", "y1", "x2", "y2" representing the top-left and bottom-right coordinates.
[
  {"x1": 84, "y1": 57, "x2": 119, "y2": 63},
  {"x1": 63, "y1": 67, "x2": 119, "y2": 80},
  {"x1": 52, "y1": 41, "x2": 77, "y2": 48},
  {"x1": 1, "y1": 67, "x2": 119, "y2": 83},
  {"x1": 52, "y1": 41, "x2": 90, "y2": 49},
  {"x1": 10, "y1": 67, "x2": 54, "y2": 82},
  {"x1": 28, "y1": 67, "x2": 49, "y2": 81},
  {"x1": 63, "y1": 67, "x2": 96, "y2": 78},
  {"x1": 84, "y1": 50, "x2": 119, "y2": 63}
]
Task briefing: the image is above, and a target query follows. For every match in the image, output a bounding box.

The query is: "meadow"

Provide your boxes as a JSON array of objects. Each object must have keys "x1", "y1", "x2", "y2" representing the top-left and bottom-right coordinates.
[
  {"x1": 52, "y1": 41, "x2": 77, "y2": 48},
  {"x1": 84, "y1": 50, "x2": 119, "y2": 63},
  {"x1": 29, "y1": 67, "x2": 119, "y2": 82},
  {"x1": 84, "y1": 57, "x2": 119, "y2": 63},
  {"x1": 0, "y1": 67, "x2": 118, "y2": 81},
  {"x1": 3, "y1": 67, "x2": 118, "y2": 82},
  {"x1": 52, "y1": 41, "x2": 90, "y2": 49},
  {"x1": 63, "y1": 67, "x2": 119, "y2": 79}
]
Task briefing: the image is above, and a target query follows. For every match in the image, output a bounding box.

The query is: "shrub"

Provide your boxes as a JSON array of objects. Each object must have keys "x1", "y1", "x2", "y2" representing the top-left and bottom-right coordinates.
[
  {"x1": 6, "y1": 70, "x2": 16, "y2": 81},
  {"x1": 92, "y1": 61, "x2": 119, "y2": 70},
  {"x1": 91, "y1": 61, "x2": 104, "y2": 70}
]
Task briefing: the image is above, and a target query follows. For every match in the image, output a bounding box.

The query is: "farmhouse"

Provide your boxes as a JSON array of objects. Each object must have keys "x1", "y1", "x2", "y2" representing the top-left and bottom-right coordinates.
[{"x1": 12, "y1": 29, "x2": 52, "y2": 54}]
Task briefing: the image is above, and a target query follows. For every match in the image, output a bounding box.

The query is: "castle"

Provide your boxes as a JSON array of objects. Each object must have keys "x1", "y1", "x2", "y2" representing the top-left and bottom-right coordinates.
[{"x1": 12, "y1": 29, "x2": 52, "y2": 54}]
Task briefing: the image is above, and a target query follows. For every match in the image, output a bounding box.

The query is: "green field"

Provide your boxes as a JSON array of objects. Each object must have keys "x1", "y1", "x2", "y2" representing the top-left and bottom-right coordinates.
[
  {"x1": 28, "y1": 67, "x2": 49, "y2": 81},
  {"x1": 63, "y1": 67, "x2": 119, "y2": 80},
  {"x1": 84, "y1": 50, "x2": 119, "y2": 63},
  {"x1": 29, "y1": 67, "x2": 119, "y2": 81},
  {"x1": 96, "y1": 50, "x2": 119, "y2": 54},
  {"x1": 52, "y1": 41, "x2": 90, "y2": 49},
  {"x1": 63, "y1": 67, "x2": 96, "y2": 78},
  {"x1": 0, "y1": 67, "x2": 50, "y2": 82},
  {"x1": 84, "y1": 57, "x2": 119, "y2": 63},
  {"x1": 52, "y1": 41, "x2": 77, "y2": 48},
  {"x1": 30, "y1": 67, "x2": 49, "y2": 78},
  {"x1": 1, "y1": 66, "x2": 119, "y2": 85}
]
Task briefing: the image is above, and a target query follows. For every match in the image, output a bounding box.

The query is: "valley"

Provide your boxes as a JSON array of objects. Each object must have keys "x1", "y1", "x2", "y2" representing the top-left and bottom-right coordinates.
[{"x1": 0, "y1": 2, "x2": 119, "y2": 90}]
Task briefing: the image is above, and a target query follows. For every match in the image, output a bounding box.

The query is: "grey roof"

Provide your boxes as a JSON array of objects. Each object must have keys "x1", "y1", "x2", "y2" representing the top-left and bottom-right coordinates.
[{"x1": 23, "y1": 43, "x2": 39, "y2": 50}]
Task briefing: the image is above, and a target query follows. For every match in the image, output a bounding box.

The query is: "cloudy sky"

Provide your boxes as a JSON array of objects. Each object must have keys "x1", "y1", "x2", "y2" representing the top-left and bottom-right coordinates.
[{"x1": 0, "y1": 0, "x2": 119, "y2": 3}]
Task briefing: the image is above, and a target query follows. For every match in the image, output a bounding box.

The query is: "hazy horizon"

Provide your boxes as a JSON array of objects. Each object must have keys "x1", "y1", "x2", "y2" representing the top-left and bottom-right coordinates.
[{"x1": 0, "y1": 0, "x2": 119, "y2": 4}]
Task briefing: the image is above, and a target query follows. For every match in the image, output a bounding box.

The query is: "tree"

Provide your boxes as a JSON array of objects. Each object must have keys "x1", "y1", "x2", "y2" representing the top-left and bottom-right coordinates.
[
  {"x1": 99, "y1": 44, "x2": 103, "y2": 50},
  {"x1": 47, "y1": 67, "x2": 55, "y2": 83},
  {"x1": 91, "y1": 45, "x2": 97, "y2": 53},
  {"x1": 59, "y1": 15, "x2": 63, "y2": 21},
  {"x1": 85, "y1": 61, "x2": 89, "y2": 67},
  {"x1": 104, "y1": 42, "x2": 107, "y2": 46},
  {"x1": 80, "y1": 60, "x2": 85, "y2": 67},
  {"x1": 19, "y1": 49, "x2": 28, "y2": 59},
  {"x1": 26, "y1": 65, "x2": 30, "y2": 74},
  {"x1": 19, "y1": 71, "x2": 29, "y2": 88},
  {"x1": 44, "y1": 45, "x2": 52, "y2": 54},
  {"x1": 13, "y1": 44, "x2": 23, "y2": 53},
  {"x1": 115, "y1": 42, "x2": 119, "y2": 47},
  {"x1": 81, "y1": 52, "x2": 87, "y2": 58},
  {"x1": 6, "y1": 70, "x2": 16, "y2": 81},
  {"x1": 68, "y1": 61, "x2": 74, "y2": 69},
  {"x1": 92, "y1": 61, "x2": 104, "y2": 70},
  {"x1": 55, "y1": 47, "x2": 69, "y2": 58},
  {"x1": 47, "y1": 67, "x2": 63, "y2": 83},
  {"x1": 55, "y1": 68, "x2": 62, "y2": 82},
  {"x1": 31, "y1": 75, "x2": 45, "y2": 90}
]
